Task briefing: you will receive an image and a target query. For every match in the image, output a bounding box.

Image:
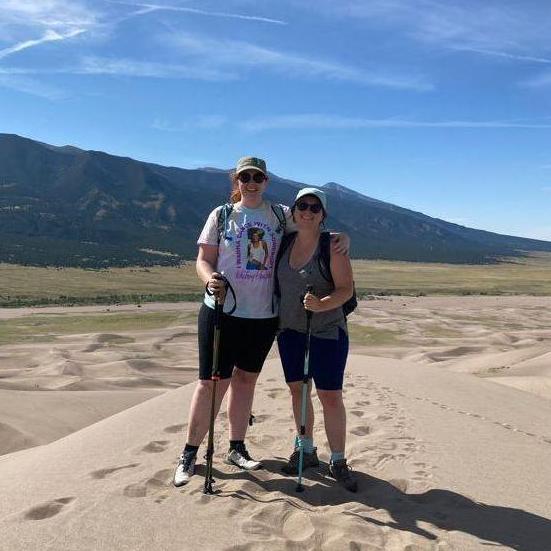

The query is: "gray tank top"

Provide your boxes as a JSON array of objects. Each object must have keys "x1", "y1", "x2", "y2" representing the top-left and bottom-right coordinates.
[{"x1": 277, "y1": 235, "x2": 347, "y2": 339}]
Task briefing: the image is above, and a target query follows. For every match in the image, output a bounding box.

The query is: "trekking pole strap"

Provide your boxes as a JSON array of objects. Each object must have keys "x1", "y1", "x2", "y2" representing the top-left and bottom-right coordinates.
[{"x1": 205, "y1": 275, "x2": 237, "y2": 315}]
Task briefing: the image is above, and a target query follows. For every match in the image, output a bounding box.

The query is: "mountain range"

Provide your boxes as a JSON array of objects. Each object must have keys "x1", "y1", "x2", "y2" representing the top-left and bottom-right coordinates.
[{"x1": 1, "y1": 133, "x2": 550, "y2": 267}]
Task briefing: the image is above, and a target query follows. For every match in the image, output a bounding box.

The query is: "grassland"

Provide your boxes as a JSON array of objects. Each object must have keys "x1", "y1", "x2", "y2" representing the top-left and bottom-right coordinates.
[
  {"x1": 1, "y1": 252, "x2": 551, "y2": 307},
  {"x1": 0, "y1": 311, "x2": 198, "y2": 345},
  {"x1": 351, "y1": 252, "x2": 551, "y2": 296}
]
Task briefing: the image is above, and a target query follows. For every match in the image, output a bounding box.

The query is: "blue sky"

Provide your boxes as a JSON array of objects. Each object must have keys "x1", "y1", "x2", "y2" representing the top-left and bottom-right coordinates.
[{"x1": 1, "y1": 0, "x2": 550, "y2": 240}]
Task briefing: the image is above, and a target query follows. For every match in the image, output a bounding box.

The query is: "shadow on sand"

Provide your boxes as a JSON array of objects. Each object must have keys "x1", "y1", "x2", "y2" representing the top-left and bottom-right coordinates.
[{"x1": 195, "y1": 459, "x2": 551, "y2": 551}]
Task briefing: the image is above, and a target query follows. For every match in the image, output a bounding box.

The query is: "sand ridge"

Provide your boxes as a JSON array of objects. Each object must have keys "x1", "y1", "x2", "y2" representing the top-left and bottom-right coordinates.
[
  {"x1": 1, "y1": 356, "x2": 551, "y2": 550},
  {"x1": 1, "y1": 297, "x2": 551, "y2": 549}
]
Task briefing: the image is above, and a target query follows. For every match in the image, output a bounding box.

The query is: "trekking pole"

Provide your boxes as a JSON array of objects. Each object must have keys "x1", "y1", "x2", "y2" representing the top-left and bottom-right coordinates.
[
  {"x1": 203, "y1": 276, "x2": 226, "y2": 495},
  {"x1": 296, "y1": 284, "x2": 314, "y2": 493}
]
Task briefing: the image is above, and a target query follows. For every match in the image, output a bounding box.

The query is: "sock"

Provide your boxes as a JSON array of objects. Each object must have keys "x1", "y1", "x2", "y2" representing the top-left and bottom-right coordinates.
[
  {"x1": 229, "y1": 440, "x2": 244, "y2": 450},
  {"x1": 183, "y1": 444, "x2": 199, "y2": 456},
  {"x1": 295, "y1": 435, "x2": 314, "y2": 454},
  {"x1": 330, "y1": 451, "x2": 345, "y2": 463}
]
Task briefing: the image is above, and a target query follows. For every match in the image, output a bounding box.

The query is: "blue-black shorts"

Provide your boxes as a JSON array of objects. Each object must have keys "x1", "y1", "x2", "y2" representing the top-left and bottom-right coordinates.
[
  {"x1": 198, "y1": 304, "x2": 278, "y2": 380},
  {"x1": 277, "y1": 328, "x2": 349, "y2": 391}
]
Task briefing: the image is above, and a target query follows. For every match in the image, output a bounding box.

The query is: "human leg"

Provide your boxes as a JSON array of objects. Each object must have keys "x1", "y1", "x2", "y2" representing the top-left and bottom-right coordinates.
[
  {"x1": 227, "y1": 367, "x2": 259, "y2": 440},
  {"x1": 311, "y1": 330, "x2": 356, "y2": 491},
  {"x1": 225, "y1": 316, "x2": 278, "y2": 469},
  {"x1": 173, "y1": 304, "x2": 233, "y2": 486},
  {"x1": 317, "y1": 389, "x2": 346, "y2": 453}
]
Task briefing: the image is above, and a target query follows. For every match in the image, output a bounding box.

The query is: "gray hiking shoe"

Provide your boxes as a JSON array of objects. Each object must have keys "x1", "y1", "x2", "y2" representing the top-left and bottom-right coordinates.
[
  {"x1": 224, "y1": 443, "x2": 262, "y2": 471},
  {"x1": 173, "y1": 450, "x2": 196, "y2": 487},
  {"x1": 329, "y1": 458, "x2": 358, "y2": 492},
  {"x1": 281, "y1": 447, "x2": 319, "y2": 475}
]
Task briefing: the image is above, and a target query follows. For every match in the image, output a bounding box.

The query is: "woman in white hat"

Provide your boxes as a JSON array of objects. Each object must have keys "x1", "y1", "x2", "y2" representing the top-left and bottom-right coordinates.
[{"x1": 275, "y1": 187, "x2": 357, "y2": 492}]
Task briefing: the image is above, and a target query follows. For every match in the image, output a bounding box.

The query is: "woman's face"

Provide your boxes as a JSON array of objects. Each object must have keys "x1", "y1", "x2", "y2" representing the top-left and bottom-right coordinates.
[
  {"x1": 294, "y1": 196, "x2": 324, "y2": 229},
  {"x1": 251, "y1": 232, "x2": 260, "y2": 242},
  {"x1": 237, "y1": 170, "x2": 268, "y2": 200}
]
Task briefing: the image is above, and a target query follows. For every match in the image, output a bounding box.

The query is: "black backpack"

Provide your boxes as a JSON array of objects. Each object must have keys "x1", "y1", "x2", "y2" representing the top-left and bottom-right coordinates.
[{"x1": 275, "y1": 231, "x2": 357, "y2": 317}]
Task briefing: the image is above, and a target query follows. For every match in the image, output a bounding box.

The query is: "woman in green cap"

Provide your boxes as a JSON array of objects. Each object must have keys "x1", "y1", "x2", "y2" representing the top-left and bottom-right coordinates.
[{"x1": 173, "y1": 157, "x2": 350, "y2": 487}]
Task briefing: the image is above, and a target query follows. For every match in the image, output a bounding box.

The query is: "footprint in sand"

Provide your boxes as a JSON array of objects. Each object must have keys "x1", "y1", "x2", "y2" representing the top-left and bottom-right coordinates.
[
  {"x1": 388, "y1": 478, "x2": 409, "y2": 492},
  {"x1": 163, "y1": 424, "x2": 186, "y2": 434},
  {"x1": 91, "y1": 463, "x2": 139, "y2": 479},
  {"x1": 123, "y1": 469, "x2": 172, "y2": 498},
  {"x1": 141, "y1": 440, "x2": 170, "y2": 453},
  {"x1": 281, "y1": 510, "x2": 315, "y2": 541},
  {"x1": 24, "y1": 497, "x2": 75, "y2": 520},
  {"x1": 350, "y1": 410, "x2": 364, "y2": 418},
  {"x1": 249, "y1": 433, "x2": 277, "y2": 447},
  {"x1": 350, "y1": 426, "x2": 370, "y2": 436}
]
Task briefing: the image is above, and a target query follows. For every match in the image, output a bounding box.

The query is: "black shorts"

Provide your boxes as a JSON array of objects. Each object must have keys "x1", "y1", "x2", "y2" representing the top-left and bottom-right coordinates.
[{"x1": 198, "y1": 304, "x2": 278, "y2": 380}]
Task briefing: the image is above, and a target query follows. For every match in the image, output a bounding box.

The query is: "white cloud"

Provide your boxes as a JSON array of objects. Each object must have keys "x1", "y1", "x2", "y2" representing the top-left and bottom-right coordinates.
[
  {"x1": 168, "y1": 32, "x2": 432, "y2": 90},
  {"x1": 75, "y1": 56, "x2": 236, "y2": 81},
  {"x1": 0, "y1": 1, "x2": 97, "y2": 32},
  {"x1": 0, "y1": 73, "x2": 65, "y2": 98},
  {"x1": 0, "y1": 28, "x2": 85, "y2": 60},
  {"x1": 451, "y1": 47, "x2": 551, "y2": 65},
  {"x1": 521, "y1": 71, "x2": 551, "y2": 88},
  {"x1": 106, "y1": 1, "x2": 286, "y2": 24},
  {"x1": 239, "y1": 113, "x2": 551, "y2": 132},
  {"x1": 310, "y1": 0, "x2": 551, "y2": 63},
  {"x1": 0, "y1": 1, "x2": 97, "y2": 63},
  {"x1": 152, "y1": 115, "x2": 228, "y2": 131}
]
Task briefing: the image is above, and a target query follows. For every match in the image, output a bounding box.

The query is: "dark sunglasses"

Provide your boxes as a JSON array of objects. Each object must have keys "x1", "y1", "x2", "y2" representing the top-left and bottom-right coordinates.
[
  {"x1": 296, "y1": 201, "x2": 323, "y2": 214},
  {"x1": 238, "y1": 171, "x2": 266, "y2": 184}
]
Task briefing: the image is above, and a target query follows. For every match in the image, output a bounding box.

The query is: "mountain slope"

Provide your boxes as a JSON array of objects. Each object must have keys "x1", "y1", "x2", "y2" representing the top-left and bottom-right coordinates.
[{"x1": 1, "y1": 133, "x2": 550, "y2": 267}]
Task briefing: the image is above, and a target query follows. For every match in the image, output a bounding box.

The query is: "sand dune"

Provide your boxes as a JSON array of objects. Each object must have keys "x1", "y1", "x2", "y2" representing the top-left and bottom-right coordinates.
[
  {"x1": 1, "y1": 297, "x2": 551, "y2": 549},
  {"x1": 1, "y1": 356, "x2": 551, "y2": 550},
  {"x1": 0, "y1": 388, "x2": 161, "y2": 455}
]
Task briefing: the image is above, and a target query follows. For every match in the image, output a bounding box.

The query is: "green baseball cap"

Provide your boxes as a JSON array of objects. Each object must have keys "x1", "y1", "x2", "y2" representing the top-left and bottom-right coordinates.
[
  {"x1": 235, "y1": 156, "x2": 267, "y2": 176},
  {"x1": 295, "y1": 187, "x2": 327, "y2": 211}
]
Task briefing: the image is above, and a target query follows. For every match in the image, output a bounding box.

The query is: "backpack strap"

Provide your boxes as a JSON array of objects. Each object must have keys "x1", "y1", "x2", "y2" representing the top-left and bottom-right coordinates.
[
  {"x1": 270, "y1": 203, "x2": 287, "y2": 234},
  {"x1": 318, "y1": 231, "x2": 333, "y2": 285},
  {"x1": 274, "y1": 232, "x2": 297, "y2": 299},
  {"x1": 216, "y1": 203, "x2": 234, "y2": 244}
]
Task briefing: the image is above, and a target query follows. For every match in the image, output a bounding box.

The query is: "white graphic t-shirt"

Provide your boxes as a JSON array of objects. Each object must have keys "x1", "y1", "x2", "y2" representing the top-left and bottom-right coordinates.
[{"x1": 197, "y1": 201, "x2": 293, "y2": 319}]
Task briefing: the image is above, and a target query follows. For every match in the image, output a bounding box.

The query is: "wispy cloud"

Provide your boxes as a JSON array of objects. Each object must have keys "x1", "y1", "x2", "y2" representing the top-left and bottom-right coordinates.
[
  {"x1": 106, "y1": 1, "x2": 287, "y2": 24},
  {"x1": 152, "y1": 115, "x2": 228, "y2": 131},
  {"x1": 315, "y1": 0, "x2": 551, "y2": 63},
  {"x1": 0, "y1": 1, "x2": 97, "y2": 33},
  {"x1": 450, "y1": 47, "x2": 551, "y2": 65},
  {"x1": 239, "y1": 113, "x2": 551, "y2": 132},
  {"x1": 520, "y1": 71, "x2": 551, "y2": 88},
  {"x1": 0, "y1": 28, "x2": 85, "y2": 60},
  {"x1": 76, "y1": 56, "x2": 235, "y2": 81},
  {"x1": 0, "y1": 73, "x2": 65, "y2": 99},
  {"x1": 168, "y1": 32, "x2": 432, "y2": 90}
]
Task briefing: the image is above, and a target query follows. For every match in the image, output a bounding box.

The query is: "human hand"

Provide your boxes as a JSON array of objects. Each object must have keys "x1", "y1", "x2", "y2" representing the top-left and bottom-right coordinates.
[
  {"x1": 303, "y1": 292, "x2": 324, "y2": 312},
  {"x1": 331, "y1": 232, "x2": 350, "y2": 255},
  {"x1": 207, "y1": 272, "x2": 227, "y2": 302}
]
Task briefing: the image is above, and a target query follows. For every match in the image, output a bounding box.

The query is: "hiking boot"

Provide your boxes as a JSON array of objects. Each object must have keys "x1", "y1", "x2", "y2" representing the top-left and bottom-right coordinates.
[
  {"x1": 225, "y1": 443, "x2": 262, "y2": 470},
  {"x1": 281, "y1": 447, "x2": 319, "y2": 475},
  {"x1": 173, "y1": 450, "x2": 196, "y2": 487},
  {"x1": 329, "y1": 458, "x2": 358, "y2": 492}
]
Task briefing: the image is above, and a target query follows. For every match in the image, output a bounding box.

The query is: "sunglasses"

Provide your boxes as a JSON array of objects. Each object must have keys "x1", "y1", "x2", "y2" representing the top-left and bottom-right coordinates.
[
  {"x1": 238, "y1": 171, "x2": 266, "y2": 184},
  {"x1": 296, "y1": 201, "x2": 323, "y2": 214}
]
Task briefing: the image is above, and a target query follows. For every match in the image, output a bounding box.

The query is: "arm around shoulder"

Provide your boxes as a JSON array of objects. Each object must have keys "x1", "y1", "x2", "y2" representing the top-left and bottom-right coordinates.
[{"x1": 316, "y1": 249, "x2": 353, "y2": 311}]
